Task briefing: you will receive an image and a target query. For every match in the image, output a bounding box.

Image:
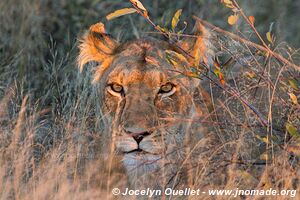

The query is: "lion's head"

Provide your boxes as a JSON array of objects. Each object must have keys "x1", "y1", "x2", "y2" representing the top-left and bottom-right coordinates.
[{"x1": 77, "y1": 22, "x2": 212, "y2": 187}]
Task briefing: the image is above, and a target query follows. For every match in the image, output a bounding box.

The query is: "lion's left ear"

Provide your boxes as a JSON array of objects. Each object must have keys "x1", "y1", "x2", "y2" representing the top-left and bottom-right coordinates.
[
  {"x1": 77, "y1": 23, "x2": 119, "y2": 81},
  {"x1": 179, "y1": 21, "x2": 213, "y2": 66}
]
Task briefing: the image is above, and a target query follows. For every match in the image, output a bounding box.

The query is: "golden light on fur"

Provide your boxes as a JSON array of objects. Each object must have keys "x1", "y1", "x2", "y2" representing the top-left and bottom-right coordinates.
[
  {"x1": 78, "y1": 21, "x2": 213, "y2": 84},
  {"x1": 180, "y1": 21, "x2": 212, "y2": 66},
  {"x1": 77, "y1": 22, "x2": 118, "y2": 82},
  {"x1": 92, "y1": 56, "x2": 115, "y2": 83}
]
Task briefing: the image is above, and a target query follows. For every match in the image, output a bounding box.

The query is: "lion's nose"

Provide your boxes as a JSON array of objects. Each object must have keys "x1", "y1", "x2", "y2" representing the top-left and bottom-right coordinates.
[
  {"x1": 131, "y1": 132, "x2": 150, "y2": 144},
  {"x1": 124, "y1": 126, "x2": 152, "y2": 144}
]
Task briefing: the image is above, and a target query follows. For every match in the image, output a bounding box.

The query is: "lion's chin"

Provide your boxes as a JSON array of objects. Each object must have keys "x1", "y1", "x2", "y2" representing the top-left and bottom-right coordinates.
[{"x1": 122, "y1": 151, "x2": 161, "y2": 178}]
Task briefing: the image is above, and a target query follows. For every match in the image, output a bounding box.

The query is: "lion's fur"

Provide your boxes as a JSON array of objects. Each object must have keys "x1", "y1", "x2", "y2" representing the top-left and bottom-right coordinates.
[{"x1": 77, "y1": 22, "x2": 220, "y2": 189}]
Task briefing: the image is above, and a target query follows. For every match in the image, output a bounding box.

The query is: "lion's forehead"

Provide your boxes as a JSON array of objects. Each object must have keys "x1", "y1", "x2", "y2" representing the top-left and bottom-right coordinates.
[
  {"x1": 103, "y1": 39, "x2": 194, "y2": 91},
  {"x1": 117, "y1": 39, "x2": 169, "y2": 56},
  {"x1": 108, "y1": 61, "x2": 168, "y2": 87}
]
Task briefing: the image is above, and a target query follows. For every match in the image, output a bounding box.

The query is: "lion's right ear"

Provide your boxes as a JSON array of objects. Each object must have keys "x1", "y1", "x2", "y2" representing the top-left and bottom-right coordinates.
[
  {"x1": 179, "y1": 21, "x2": 213, "y2": 67},
  {"x1": 77, "y1": 23, "x2": 119, "y2": 72}
]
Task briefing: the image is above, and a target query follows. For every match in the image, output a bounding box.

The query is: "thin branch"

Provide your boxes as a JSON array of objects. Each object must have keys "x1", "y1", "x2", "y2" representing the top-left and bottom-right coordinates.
[
  {"x1": 143, "y1": 31, "x2": 198, "y2": 38},
  {"x1": 224, "y1": 159, "x2": 268, "y2": 166},
  {"x1": 231, "y1": 0, "x2": 270, "y2": 50},
  {"x1": 168, "y1": 68, "x2": 283, "y2": 137},
  {"x1": 130, "y1": 1, "x2": 194, "y2": 59},
  {"x1": 193, "y1": 16, "x2": 300, "y2": 72},
  {"x1": 129, "y1": 1, "x2": 283, "y2": 137}
]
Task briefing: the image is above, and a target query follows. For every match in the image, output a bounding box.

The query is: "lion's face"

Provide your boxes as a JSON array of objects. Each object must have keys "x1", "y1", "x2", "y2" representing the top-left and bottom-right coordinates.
[
  {"x1": 77, "y1": 23, "x2": 211, "y2": 184},
  {"x1": 103, "y1": 41, "x2": 197, "y2": 176}
]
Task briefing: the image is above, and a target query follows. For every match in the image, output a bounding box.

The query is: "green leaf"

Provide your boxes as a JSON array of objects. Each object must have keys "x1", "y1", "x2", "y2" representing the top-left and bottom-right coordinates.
[
  {"x1": 156, "y1": 25, "x2": 168, "y2": 33},
  {"x1": 266, "y1": 32, "x2": 273, "y2": 44},
  {"x1": 286, "y1": 123, "x2": 300, "y2": 138},
  {"x1": 130, "y1": 0, "x2": 146, "y2": 11},
  {"x1": 165, "y1": 50, "x2": 188, "y2": 67},
  {"x1": 288, "y1": 93, "x2": 298, "y2": 104},
  {"x1": 266, "y1": 22, "x2": 274, "y2": 44},
  {"x1": 106, "y1": 8, "x2": 136, "y2": 20},
  {"x1": 165, "y1": 50, "x2": 187, "y2": 63},
  {"x1": 223, "y1": 0, "x2": 234, "y2": 8},
  {"x1": 171, "y1": 9, "x2": 182, "y2": 30},
  {"x1": 185, "y1": 71, "x2": 199, "y2": 78},
  {"x1": 228, "y1": 14, "x2": 238, "y2": 25},
  {"x1": 255, "y1": 135, "x2": 270, "y2": 144},
  {"x1": 289, "y1": 79, "x2": 299, "y2": 90}
]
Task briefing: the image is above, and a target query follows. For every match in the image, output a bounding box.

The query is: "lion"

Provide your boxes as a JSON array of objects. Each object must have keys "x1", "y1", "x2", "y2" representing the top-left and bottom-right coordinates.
[{"x1": 77, "y1": 22, "x2": 219, "y2": 190}]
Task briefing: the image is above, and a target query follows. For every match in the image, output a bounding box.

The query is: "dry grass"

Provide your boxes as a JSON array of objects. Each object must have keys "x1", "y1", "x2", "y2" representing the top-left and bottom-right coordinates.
[{"x1": 0, "y1": 0, "x2": 299, "y2": 199}]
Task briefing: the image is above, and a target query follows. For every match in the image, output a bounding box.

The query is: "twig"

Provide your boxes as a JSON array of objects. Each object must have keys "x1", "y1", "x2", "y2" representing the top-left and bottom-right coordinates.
[
  {"x1": 192, "y1": 16, "x2": 300, "y2": 72},
  {"x1": 143, "y1": 31, "x2": 198, "y2": 38},
  {"x1": 129, "y1": 1, "x2": 283, "y2": 137},
  {"x1": 170, "y1": 68, "x2": 285, "y2": 139},
  {"x1": 225, "y1": 159, "x2": 268, "y2": 166},
  {"x1": 130, "y1": 1, "x2": 194, "y2": 59},
  {"x1": 231, "y1": 0, "x2": 269, "y2": 50}
]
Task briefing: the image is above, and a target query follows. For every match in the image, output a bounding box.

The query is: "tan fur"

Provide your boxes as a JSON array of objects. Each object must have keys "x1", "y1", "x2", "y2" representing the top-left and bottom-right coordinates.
[
  {"x1": 77, "y1": 23, "x2": 118, "y2": 82},
  {"x1": 77, "y1": 22, "x2": 214, "y2": 189}
]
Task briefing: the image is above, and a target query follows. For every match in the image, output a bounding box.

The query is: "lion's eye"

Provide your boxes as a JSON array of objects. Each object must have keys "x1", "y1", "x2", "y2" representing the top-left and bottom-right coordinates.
[
  {"x1": 107, "y1": 83, "x2": 124, "y2": 97},
  {"x1": 110, "y1": 83, "x2": 123, "y2": 93},
  {"x1": 158, "y1": 83, "x2": 175, "y2": 94}
]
